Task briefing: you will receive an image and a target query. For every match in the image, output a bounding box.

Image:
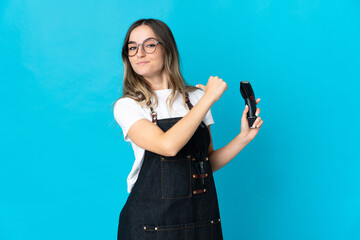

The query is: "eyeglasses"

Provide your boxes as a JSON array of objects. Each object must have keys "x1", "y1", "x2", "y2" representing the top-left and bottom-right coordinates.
[{"x1": 126, "y1": 38, "x2": 163, "y2": 57}]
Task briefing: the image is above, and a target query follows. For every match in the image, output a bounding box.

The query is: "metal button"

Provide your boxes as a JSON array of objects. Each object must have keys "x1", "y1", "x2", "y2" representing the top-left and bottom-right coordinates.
[
  {"x1": 193, "y1": 190, "x2": 196, "y2": 194},
  {"x1": 192, "y1": 174, "x2": 196, "y2": 178},
  {"x1": 155, "y1": 227, "x2": 158, "y2": 230},
  {"x1": 211, "y1": 220, "x2": 214, "y2": 223},
  {"x1": 204, "y1": 188, "x2": 207, "y2": 192},
  {"x1": 219, "y1": 218, "x2": 221, "y2": 222},
  {"x1": 192, "y1": 158, "x2": 195, "y2": 161},
  {"x1": 161, "y1": 157, "x2": 164, "y2": 160},
  {"x1": 205, "y1": 157, "x2": 209, "y2": 161},
  {"x1": 144, "y1": 226, "x2": 146, "y2": 230},
  {"x1": 187, "y1": 155, "x2": 191, "y2": 159}
]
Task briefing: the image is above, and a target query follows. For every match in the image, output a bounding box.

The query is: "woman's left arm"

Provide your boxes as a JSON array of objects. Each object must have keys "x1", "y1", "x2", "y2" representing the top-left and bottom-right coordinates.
[{"x1": 208, "y1": 98, "x2": 263, "y2": 172}]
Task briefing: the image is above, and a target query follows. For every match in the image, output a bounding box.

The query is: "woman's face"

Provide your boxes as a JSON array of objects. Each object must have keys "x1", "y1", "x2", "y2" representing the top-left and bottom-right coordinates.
[{"x1": 127, "y1": 25, "x2": 166, "y2": 78}]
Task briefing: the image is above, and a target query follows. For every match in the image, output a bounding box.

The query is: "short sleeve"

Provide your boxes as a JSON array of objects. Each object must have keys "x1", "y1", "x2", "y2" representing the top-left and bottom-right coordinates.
[
  {"x1": 113, "y1": 98, "x2": 148, "y2": 142},
  {"x1": 192, "y1": 89, "x2": 215, "y2": 127}
]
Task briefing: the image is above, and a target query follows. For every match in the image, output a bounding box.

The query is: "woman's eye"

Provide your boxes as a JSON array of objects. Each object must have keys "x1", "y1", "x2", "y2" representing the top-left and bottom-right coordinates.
[
  {"x1": 129, "y1": 47, "x2": 136, "y2": 50},
  {"x1": 146, "y1": 44, "x2": 155, "y2": 48}
]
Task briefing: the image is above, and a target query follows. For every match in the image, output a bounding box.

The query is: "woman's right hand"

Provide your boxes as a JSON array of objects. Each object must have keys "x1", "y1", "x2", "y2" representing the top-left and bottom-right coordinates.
[{"x1": 196, "y1": 76, "x2": 227, "y2": 102}]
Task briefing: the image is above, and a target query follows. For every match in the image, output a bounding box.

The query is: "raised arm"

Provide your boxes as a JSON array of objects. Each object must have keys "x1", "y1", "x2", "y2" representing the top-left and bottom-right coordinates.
[
  {"x1": 127, "y1": 94, "x2": 214, "y2": 156},
  {"x1": 127, "y1": 76, "x2": 227, "y2": 157}
]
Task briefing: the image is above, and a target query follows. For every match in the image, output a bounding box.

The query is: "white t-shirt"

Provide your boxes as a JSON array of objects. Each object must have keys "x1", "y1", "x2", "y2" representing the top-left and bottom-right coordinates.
[{"x1": 113, "y1": 88, "x2": 214, "y2": 193}]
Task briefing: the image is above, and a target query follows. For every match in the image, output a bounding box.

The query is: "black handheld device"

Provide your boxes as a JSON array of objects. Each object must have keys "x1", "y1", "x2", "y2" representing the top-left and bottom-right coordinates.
[{"x1": 240, "y1": 81, "x2": 257, "y2": 128}]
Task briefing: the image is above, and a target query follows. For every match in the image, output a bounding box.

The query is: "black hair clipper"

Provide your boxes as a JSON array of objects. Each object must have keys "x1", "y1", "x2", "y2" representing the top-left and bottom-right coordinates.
[{"x1": 240, "y1": 81, "x2": 257, "y2": 128}]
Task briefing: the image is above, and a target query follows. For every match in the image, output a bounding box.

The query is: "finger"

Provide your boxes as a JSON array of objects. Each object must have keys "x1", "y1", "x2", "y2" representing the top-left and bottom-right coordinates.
[
  {"x1": 255, "y1": 119, "x2": 263, "y2": 128},
  {"x1": 256, "y1": 98, "x2": 261, "y2": 105},
  {"x1": 242, "y1": 105, "x2": 249, "y2": 120},
  {"x1": 252, "y1": 117, "x2": 261, "y2": 128},
  {"x1": 255, "y1": 107, "x2": 260, "y2": 117},
  {"x1": 196, "y1": 84, "x2": 206, "y2": 91},
  {"x1": 256, "y1": 120, "x2": 263, "y2": 128}
]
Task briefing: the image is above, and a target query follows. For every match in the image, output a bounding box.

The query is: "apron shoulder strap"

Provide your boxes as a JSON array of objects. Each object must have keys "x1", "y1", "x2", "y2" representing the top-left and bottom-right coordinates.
[{"x1": 147, "y1": 91, "x2": 194, "y2": 124}]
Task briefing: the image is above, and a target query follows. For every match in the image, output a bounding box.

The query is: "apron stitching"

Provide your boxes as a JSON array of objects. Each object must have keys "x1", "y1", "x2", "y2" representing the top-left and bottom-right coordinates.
[
  {"x1": 144, "y1": 222, "x2": 212, "y2": 231},
  {"x1": 211, "y1": 221, "x2": 214, "y2": 240}
]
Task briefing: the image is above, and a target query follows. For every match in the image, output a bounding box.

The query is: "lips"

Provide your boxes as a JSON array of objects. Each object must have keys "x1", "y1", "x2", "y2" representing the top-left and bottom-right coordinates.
[{"x1": 137, "y1": 61, "x2": 149, "y2": 65}]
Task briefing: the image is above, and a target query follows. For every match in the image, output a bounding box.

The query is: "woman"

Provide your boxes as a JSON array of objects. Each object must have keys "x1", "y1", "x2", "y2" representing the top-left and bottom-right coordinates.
[{"x1": 114, "y1": 18, "x2": 263, "y2": 240}]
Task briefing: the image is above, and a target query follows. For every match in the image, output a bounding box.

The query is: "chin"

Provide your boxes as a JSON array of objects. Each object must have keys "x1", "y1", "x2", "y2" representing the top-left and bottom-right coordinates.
[{"x1": 135, "y1": 70, "x2": 151, "y2": 76}]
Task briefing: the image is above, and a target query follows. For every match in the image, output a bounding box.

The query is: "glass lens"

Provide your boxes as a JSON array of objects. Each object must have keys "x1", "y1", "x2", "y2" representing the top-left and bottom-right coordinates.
[
  {"x1": 127, "y1": 39, "x2": 157, "y2": 56},
  {"x1": 143, "y1": 39, "x2": 157, "y2": 54},
  {"x1": 127, "y1": 43, "x2": 138, "y2": 56}
]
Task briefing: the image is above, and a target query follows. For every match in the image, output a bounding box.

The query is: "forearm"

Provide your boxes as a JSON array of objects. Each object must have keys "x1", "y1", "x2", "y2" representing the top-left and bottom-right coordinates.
[
  {"x1": 163, "y1": 94, "x2": 216, "y2": 156},
  {"x1": 209, "y1": 133, "x2": 251, "y2": 172}
]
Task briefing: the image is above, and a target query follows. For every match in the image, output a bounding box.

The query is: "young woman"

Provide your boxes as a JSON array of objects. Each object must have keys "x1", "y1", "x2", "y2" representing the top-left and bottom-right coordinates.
[{"x1": 114, "y1": 18, "x2": 263, "y2": 240}]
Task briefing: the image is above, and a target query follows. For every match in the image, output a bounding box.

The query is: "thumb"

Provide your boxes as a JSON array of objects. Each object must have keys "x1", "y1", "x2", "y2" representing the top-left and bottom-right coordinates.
[
  {"x1": 242, "y1": 105, "x2": 249, "y2": 120},
  {"x1": 196, "y1": 84, "x2": 206, "y2": 91}
]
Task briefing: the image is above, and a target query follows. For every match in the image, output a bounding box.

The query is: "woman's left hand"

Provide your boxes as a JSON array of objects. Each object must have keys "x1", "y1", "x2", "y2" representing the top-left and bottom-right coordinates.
[{"x1": 240, "y1": 98, "x2": 263, "y2": 142}]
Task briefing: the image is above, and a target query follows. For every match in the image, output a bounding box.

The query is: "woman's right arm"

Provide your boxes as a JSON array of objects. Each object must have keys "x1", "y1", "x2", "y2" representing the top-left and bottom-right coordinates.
[{"x1": 127, "y1": 76, "x2": 227, "y2": 157}]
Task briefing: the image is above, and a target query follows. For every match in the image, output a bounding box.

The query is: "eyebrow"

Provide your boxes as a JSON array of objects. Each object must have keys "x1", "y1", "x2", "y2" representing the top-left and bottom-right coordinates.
[{"x1": 128, "y1": 37, "x2": 156, "y2": 44}]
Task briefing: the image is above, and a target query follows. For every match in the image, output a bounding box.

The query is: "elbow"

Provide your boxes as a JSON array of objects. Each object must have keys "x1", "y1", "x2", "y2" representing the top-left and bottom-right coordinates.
[
  {"x1": 163, "y1": 141, "x2": 178, "y2": 157},
  {"x1": 166, "y1": 146, "x2": 178, "y2": 157}
]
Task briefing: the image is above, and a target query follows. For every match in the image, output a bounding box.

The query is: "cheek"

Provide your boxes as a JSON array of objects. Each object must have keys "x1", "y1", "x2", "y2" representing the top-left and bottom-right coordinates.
[
  {"x1": 154, "y1": 53, "x2": 165, "y2": 66},
  {"x1": 129, "y1": 59, "x2": 138, "y2": 69}
]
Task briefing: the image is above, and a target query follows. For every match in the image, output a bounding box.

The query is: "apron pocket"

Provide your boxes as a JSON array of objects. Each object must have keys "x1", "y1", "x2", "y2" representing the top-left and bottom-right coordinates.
[
  {"x1": 143, "y1": 218, "x2": 221, "y2": 240},
  {"x1": 160, "y1": 155, "x2": 191, "y2": 199},
  {"x1": 143, "y1": 223, "x2": 185, "y2": 240}
]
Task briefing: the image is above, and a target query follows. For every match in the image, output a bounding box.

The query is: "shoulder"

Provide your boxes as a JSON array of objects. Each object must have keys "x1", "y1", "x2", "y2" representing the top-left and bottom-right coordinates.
[
  {"x1": 114, "y1": 97, "x2": 144, "y2": 110},
  {"x1": 188, "y1": 88, "x2": 205, "y2": 99},
  {"x1": 113, "y1": 97, "x2": 147, "y2": 121}
]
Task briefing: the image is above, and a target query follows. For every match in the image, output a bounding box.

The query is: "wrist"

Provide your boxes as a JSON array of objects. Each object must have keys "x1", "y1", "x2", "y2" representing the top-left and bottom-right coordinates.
[
  {"x1": 202, "y1": 93, "x2": 216, "y2": 105},
  {"x1": 238, "y1": 132, "x2": 252, "y2": 144},
  {"x1": 203, "y1": 93, "x2": 216, "y2": 104}
]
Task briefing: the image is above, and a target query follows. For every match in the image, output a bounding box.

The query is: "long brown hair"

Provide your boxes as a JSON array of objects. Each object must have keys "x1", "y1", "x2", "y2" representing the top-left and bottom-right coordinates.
[{"x1": 113, "y1": 18, "x2": 198, "y2": 114}]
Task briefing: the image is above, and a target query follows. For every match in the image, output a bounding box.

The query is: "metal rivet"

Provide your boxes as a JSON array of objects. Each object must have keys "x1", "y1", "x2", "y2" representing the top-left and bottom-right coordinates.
[
  {"x1": 161, "y1": 157, "x2": 164, "y2": 160},
  {"x1": 144, "y1": 226, "x2": 146, "y2": 229},
  {"x1": 204, "y1": 188, "x2": 207, "y2": 192},
  {"x1": 206, "y1": 157, "x2": 209, "y2": 161},
  {"x1": 211, "y1": 220, "x2": 214, "y2": 223},
  {"x1": 193, "y1": 191, "x2": 196, "y2": 194},
  {"x1": 192, "y1": 174, "x2": 196, "y2": 178},
  {"x1": 219, "y1": 218, "x2": 221, "y2": 222},
  {"x1": 155, "y1": 227, "x2": 158, "y2": 230},
  {"x1": 187, "y1": 155, "x2": 191, "y2": 159},
  {"x1": 205, "y1": 173, "x2": 208, "y2": 177},
  {"x1": 192, "y1": 158, "x2": 195, "y2": 161}
]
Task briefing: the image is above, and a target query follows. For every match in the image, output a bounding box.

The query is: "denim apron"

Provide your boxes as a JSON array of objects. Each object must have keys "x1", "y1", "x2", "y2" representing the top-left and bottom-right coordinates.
[{"x1": 118, "y1": 92, "x2": 223, "y2": 239}]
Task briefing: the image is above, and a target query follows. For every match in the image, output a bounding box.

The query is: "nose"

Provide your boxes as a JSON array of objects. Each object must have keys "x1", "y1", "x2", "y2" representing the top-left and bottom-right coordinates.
[{"x1": 136, "y1": 44, "x2": 146, "y2": 57}]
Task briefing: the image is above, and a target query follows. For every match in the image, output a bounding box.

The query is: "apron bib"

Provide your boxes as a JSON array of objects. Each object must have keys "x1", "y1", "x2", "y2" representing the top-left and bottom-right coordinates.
[{"x1": 118, "y1": 92, "x2": 223, "y2": 240}]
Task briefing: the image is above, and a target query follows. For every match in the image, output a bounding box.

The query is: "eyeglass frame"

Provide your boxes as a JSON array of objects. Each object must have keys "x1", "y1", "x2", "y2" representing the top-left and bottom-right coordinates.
[{"x1": 125, "y1": 38, "x2": 164, "y2": 57}]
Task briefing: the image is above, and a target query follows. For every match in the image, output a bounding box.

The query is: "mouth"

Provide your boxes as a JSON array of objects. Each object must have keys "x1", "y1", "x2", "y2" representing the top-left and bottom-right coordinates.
[{"x1": 137, "y1": 61, "x2": 150, "y2": 65}]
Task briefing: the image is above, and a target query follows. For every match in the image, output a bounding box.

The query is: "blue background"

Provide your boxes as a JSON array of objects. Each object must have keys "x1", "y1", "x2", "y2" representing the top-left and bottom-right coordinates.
[{"x1": 1, "y1": 0, "x2": 359, "y2": 239}]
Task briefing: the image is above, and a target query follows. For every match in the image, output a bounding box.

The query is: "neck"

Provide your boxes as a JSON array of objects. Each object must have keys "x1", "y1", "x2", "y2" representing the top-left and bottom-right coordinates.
[{"x1": 144, "y1": 69, "x2": 170, "y2": 90}]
